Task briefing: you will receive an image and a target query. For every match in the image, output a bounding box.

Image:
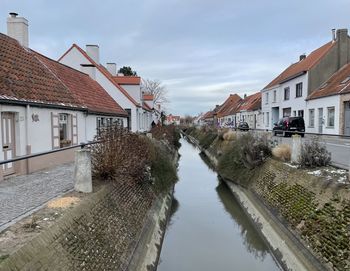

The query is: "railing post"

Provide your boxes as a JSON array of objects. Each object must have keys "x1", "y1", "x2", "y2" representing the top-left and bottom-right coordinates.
[
  {"x1": 74, "y1": 147, "x2": 92, "y2": 193},
  {"x1": 291, "y1": 134, "x2": 302, "y2": 164}
]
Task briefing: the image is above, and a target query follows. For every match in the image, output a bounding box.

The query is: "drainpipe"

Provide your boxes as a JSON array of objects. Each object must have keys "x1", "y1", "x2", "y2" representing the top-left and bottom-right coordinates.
[{"x1": 25, "y1": 104, "x2": 31, "y2": 173}]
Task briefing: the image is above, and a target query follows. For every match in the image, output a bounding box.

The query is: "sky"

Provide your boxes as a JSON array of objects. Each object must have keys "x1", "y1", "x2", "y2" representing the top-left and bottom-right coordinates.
[{"x1": 1, "y1": 0, "x2": 350, "y2": 116}]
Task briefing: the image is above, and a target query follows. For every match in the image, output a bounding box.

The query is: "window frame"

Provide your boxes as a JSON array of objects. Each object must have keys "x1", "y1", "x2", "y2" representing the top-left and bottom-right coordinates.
[
  {"x1": 327, "y1": 107, "x2": 335, "y2": 128},
  {"x1": 296, "y1": 82, "x2": 303, "y2": 98},
  {"x1": 284, "y1": 87, "x2": 290, "y2": 100}
]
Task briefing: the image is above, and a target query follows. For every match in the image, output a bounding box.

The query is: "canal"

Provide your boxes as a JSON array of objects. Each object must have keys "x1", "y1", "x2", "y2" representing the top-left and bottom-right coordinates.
[{"x1": 158, "y1": 138, "x2": 281, "y2": 271}]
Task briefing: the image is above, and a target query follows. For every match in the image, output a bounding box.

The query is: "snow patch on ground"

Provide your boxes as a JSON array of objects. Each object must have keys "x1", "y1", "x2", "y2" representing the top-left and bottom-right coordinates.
[
  {"x1": 307, "y1": 168, "x2": 349, "y2": 184},
  {"x1": 284, "y1": 163, "x2": 299, "y2": 169}
]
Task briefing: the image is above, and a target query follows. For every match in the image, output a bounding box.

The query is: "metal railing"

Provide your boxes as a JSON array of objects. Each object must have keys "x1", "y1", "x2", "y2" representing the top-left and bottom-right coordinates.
[
  {"x1": 0, "y1": 141, "x2": 101, "y2": 166},
  {"x1": 230, "y1": 127, "x2": 350, "y2": 139}
]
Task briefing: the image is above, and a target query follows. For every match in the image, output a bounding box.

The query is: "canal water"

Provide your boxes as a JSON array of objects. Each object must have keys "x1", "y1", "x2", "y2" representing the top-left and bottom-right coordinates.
[{"x1": 158, "y1": 138, "x2": 281, "y2": 271}]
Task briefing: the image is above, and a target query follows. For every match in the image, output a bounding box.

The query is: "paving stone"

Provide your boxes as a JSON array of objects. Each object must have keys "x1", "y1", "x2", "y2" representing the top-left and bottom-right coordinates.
[{"x1": 0, "y1": 163, "x2": 74, "y2": 228}]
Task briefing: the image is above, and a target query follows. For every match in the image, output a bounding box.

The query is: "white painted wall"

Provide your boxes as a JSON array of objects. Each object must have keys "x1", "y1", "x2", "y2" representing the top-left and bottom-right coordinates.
[
  {"x1": 261, "y1": 73, "x2": 308, "y2": 130},
  {"x1": 59, "y1": 47, "x2": 139, "y2": 131},
  {"x1": 0, "y1": 104, "x2": 127, "y2": 162},
  {"x1": 122, "y1": 85, "x2": 141, "y2": 104},
  {"x1": 306, "y1": 95, "x2": 340, "y2": 135}
]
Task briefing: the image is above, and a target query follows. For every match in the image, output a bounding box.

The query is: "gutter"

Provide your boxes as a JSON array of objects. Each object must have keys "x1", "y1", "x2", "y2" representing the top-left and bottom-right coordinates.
[{"x1": 0, "y1": 99, "x2": 128, "y2": 118}]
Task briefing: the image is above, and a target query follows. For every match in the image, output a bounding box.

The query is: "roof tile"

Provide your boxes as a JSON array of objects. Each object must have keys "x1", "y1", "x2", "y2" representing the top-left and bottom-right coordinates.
[{"x1": 264, "y1": 41, "x2": 335, "y2": 89}]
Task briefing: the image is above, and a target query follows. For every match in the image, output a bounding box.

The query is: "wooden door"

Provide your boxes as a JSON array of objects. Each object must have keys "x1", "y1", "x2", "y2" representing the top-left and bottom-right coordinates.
[{"x1": 1, "y1": 112, "x2": 16, "y2": 176}]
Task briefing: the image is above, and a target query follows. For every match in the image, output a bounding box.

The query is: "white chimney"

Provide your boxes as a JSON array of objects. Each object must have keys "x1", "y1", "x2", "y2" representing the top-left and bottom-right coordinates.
[
  {"x1": 81, "y1": 64, "x2": 96, "y2": 80},
  {"x1": 332, "y1": 29, "x2": 336, "y2": 42},
  {"x1": 7, "y1": 12, "x2": 29, "y2": 47},
  {"x1": 106, "y1": 63, "x2": 117, "y2": 76},
  {"x1": 86, "y1": 45, "x2": 99, "y2": 64}
]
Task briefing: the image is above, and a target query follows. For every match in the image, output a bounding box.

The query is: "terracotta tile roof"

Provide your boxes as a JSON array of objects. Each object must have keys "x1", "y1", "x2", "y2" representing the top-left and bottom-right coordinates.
[
  {"x1": 264, "y1": 41, "x2": 335, "y2": 89},
  {"x1": 217, "y1": 94, "x2": 242, "y2": 118},
  {"x1": 142, "y1": 94, "x2": 154, "y2": 101},
  {"x1": 167, "y1": 114, "x2": 180, "y2": 122},
  {"x1": 307, "y1": 62, "x2": 350, "y2": 100},
  {"x1": 0, "y1": 33, "x2": 79, "y2": 108},
  {"x1": 34, "y1": 51, "x2": 127, "y2": 116},
  {"x1": 113, "y1": 76, "x2": 141, "y2": 85},
  {"x1": 237, "y1": 92, "x2": 261, "y2": 111},
  {"x1": 202, "y1": 110, "x2": 214, "y2": 120},
  {"x1": 58, "y1": 44, "x2": 140, "y2": 107}
]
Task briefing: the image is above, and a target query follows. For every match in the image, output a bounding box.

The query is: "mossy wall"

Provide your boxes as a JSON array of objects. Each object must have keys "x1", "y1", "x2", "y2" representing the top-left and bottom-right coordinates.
[{"x1": 184, "y1": 127, "x2": 350, "y2": 271}]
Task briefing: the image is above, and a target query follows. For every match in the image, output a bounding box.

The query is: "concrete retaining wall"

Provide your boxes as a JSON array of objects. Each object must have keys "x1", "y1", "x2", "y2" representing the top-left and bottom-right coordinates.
[{"x1": 184, "y1": 132, "x2": 326, "y2": 271}]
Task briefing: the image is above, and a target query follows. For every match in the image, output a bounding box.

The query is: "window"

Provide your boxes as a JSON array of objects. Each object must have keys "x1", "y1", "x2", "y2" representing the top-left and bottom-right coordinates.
[
  {"x1": 293, "y1": 111, "x2": 296, "y2": 116},
  {"x1": 298, "y1": 110, "x2": 304, "y2": 118},
  {"x1": 265, "y1": 92, "x2": 269, "y2": 104},
  {"x1": 59, "y1": 113, "x2": 71, "y2": 147},
  {"x1": 273, "y1": 90, "x2": 277, "y2": 102},
  {"x1": 283, "y1": 108, "x2": 291, "y2": 117},
  {"x1": 266, "y1": 112, "x2": 270, "y2": 126},
  {"x1": 327, "y1": 107, "x2": 335, "y2": 127},
  {"x1": 284, "y1": 87, "x2": 290, "y2": 100},
  {"x1": 309, "y1": 109, "x2": 315, "y2": 127},
  {"x1": 296, "y1": 82, "x2": 303, "y2": 97},
  {"x1": 263, "y1": 112, "x2": 265, "y2": 124}
]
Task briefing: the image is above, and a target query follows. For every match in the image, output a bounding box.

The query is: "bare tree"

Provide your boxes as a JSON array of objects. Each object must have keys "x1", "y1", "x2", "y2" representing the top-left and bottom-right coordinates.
[{"x1": 141, "y1": 79, "x2": 168, "y2": 107}]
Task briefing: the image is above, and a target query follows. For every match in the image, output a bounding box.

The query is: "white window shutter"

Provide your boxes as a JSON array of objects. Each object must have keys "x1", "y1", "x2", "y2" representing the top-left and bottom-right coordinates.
[{"x1": 51, "y1": 112, "x2": 60, "y2": 149}]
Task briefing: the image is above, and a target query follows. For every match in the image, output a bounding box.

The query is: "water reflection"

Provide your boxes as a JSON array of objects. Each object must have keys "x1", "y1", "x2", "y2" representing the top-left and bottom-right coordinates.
[
  {"x1": 198, "y1": 151, "x2": 216, "y2": 172},
  {"x1": 215, "y1": 180, "x2": 268, "y2": 260},
  {"x1": 166, "y1": 197, "x2": 180, "y2": 230},
  {"x1": 158, "y1": 138, "x2": 280, "y2": 271}
]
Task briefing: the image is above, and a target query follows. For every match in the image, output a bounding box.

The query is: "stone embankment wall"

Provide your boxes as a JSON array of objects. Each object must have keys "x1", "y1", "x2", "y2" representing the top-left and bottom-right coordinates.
[
  {"x1": 183, "y1": 129, "x2": 350, "y2": 271},
  {"x1": 1, "y1": 181, "x2": 156, "y2": 271},
  {"x1": 1, "y1": 152, "x2": 178, "y2": 271}
]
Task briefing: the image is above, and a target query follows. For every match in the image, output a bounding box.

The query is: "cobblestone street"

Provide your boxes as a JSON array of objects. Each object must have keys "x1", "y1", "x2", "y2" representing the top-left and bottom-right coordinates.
[{"x1": 0, "y1": 163, "x2": 74, "y2": 230}]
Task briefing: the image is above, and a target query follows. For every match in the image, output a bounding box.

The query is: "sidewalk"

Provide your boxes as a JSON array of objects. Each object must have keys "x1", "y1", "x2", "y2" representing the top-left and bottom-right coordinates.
[{"x1": 0, "y1": 163, "x2": 74, "y2": 231}]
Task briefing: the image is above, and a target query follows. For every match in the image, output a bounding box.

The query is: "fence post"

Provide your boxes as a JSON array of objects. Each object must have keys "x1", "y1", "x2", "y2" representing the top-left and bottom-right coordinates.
[
  {"x1": 291, "y1": 134, "x2": 302, "y2": 164},
  {"x1": 74, "y1": 148, "x2": 92, "y2": 193}
]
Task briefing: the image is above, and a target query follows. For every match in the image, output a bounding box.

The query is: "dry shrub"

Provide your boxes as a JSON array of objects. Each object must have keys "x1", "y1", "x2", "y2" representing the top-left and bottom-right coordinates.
[
  {"x1": 150, "y1": 124, "x2": 181, "y2": 149},
  {"x1": 218, "y1": 128, "x2": 229, "y2": 140},
  {"x1": 300, "y1": 137, "x2": 331, "y2": 168},
  {"x1": 91, "y1": 126, "x2": 151, "y2": 181},
  {"x1": 272, "y1": 144, "x2": 291, "y2": 161},
  {"x1": 240, "y1": 133, "x2": 271, "y2": 169},
  {"x1": 223, "y1": 130, "x2": 237, "y2": 141}
]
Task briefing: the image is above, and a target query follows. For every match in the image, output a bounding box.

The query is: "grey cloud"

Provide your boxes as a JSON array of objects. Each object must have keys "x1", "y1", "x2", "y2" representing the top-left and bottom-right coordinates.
[{"x1": 1, "y1": 0, "x2": 350, "y2": 115}]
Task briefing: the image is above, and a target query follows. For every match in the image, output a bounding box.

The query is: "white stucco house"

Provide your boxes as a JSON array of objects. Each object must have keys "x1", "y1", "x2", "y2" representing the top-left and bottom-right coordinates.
[
  {"x1": 261, "y1": 29, "x2": 350, "y2": 132},
  {"x1": 0, "y1": 13, "x2": 127, "y2": 179},
  {"x1": 306, "y1": 62, "x2": 350, "y2": 135},
  {"x1": 235, "y1": 92, "x2": 263, "y2": 129},
  {"x1": 58, "y1": 44, "x2": 153, "y2": 132},
  {"x1": 216, "y1": 94, "x2": 242, "y2": 127}
]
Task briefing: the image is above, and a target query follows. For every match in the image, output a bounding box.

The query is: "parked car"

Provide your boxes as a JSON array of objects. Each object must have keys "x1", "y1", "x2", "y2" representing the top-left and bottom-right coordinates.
[
  {"x1": 273, "y1": 117, "x2": 305, "y2": 137},
  {"x1": 237, "y1": 121, "x2": 249, "y2": 131}
]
